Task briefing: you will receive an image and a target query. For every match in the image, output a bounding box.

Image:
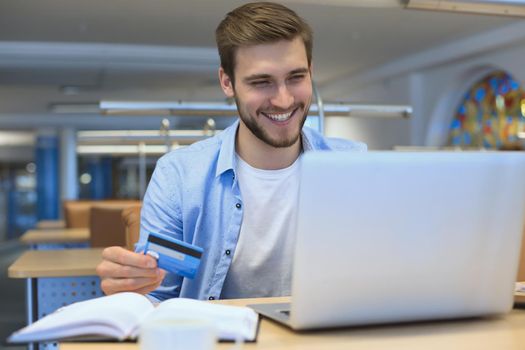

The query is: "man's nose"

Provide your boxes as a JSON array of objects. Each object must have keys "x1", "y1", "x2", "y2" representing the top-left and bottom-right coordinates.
[{"x1": 270, "y1": 84, "x2": 294, "y2": 110}]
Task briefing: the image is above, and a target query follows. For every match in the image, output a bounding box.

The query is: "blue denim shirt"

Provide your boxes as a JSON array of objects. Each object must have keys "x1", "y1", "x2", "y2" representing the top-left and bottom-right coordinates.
[{"x1": 136, "y1": 119, "x2": 366, "y2": 301}]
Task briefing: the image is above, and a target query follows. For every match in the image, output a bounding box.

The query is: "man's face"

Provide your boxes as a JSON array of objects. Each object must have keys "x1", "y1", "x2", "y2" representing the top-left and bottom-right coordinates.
[{"x1": 219, "y1": 37, "x2": 312, "y2": 148}]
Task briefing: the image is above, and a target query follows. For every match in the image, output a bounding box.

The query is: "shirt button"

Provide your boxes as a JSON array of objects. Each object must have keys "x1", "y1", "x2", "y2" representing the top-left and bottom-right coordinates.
[
  {"x1": 225, "y1": 250, "x2": 231, "y2": 255},
  {"x1": 208, "y1": 296, "x2": 215, "y2": 300},
  {"x1": 235, "y1": 203, "x2": 241, "y2": 209}
]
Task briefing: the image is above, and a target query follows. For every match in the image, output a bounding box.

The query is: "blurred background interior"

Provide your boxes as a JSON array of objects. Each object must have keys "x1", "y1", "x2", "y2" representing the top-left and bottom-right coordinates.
[{"x1": 0, "y1": 0, "x2": 524, "y2": 346}]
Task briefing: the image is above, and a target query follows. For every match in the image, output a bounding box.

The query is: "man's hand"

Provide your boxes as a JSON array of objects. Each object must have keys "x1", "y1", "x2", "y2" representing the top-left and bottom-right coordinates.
[{"x1": 96, "y1": 246, "x2": 166, "y2": 295}]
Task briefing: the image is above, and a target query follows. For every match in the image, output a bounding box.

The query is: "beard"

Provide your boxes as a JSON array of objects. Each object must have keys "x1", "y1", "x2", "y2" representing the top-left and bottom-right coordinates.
[{"x1": 234, "y1": 96, "x2": 309, "y2": 148}]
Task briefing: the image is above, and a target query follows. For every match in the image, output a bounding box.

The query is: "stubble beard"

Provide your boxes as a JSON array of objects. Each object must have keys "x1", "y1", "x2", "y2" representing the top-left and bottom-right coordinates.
[{"x1": 234, "y1": 96, "x2": 309, "y2": 148}]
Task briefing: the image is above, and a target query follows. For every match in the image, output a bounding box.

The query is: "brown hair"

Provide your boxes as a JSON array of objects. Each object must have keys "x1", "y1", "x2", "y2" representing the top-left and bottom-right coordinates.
[{"x1": 215, "y1": 2, "x2": 313, "y2": 83}]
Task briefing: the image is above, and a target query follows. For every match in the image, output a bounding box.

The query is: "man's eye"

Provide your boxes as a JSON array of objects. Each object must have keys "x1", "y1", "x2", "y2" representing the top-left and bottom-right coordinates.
[
  {"x1": 250, "y1": 80, "x2": 271, "y2": 88},
  {"x1": 289, "y1": 75, "x2": 306, "y2": 83}
]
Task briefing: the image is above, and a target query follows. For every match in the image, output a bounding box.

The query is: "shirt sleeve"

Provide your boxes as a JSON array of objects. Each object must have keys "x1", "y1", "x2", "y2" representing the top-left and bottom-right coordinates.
[{"x1": 136, "y1": 154, "x2": 184, "y2": 301}]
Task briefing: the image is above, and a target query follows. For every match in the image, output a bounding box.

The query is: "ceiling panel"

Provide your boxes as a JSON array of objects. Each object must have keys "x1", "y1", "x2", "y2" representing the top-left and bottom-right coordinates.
[{"x1": 0, "y1": 0, "x2": 521, "y2": 124}]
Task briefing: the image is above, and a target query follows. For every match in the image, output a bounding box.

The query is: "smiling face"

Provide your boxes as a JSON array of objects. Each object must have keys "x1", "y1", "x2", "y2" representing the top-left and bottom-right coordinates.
[{"x1": 219, "y1": 37, "x2": 312, "y2": 150}]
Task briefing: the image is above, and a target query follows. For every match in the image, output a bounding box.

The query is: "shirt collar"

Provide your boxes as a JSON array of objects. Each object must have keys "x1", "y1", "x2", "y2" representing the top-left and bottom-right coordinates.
[
  {"x1": 215, "y1": 119, "x2": 240, "y2": 178},
  {"x1": 215, "y1": 119, "x2": 317, "y2": 178}
]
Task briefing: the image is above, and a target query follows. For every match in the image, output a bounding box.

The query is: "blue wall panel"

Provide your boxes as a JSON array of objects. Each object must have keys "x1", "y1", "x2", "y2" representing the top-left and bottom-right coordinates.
[
  {"x1": 36, "y1": 135, "x2": 59, "y2": 220},
  {"x1": 89, "y1": 157, "x2": 112, "y2": 199}
]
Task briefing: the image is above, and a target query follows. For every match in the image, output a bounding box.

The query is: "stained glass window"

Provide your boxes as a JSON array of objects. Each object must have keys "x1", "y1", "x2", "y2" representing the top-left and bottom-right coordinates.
[{"x1": 448, "y1": 71, "x2": 525, "y2": 149}]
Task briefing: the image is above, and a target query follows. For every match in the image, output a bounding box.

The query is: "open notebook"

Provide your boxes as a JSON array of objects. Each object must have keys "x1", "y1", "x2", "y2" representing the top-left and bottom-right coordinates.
[{"x1": 9, "y1": 292, "x2": 259, "y2": 343}]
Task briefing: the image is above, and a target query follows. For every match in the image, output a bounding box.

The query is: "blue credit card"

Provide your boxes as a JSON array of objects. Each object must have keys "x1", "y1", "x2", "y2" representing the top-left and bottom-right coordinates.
[{"x1": 143, "y1": 232, "x2": 203, "y2": 279}]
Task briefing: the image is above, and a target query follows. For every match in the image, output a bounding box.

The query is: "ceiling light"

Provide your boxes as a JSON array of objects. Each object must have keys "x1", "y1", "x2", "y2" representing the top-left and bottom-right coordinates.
[
  {"x1": 76, "y1": 144, "x2": 180, "y2": 155},
  {"x1": 100, "y1": 101, "x2": 237, "y2": 116},
  {"x1": 284, "y1": 0, "x2": 525, "y2": 17},
  {"x1": 0, "y1": 131, "x2": 35, "y2": 146},
  {"x1": 403, "y1": 0, "x2": 525, "y2": 17},
  {"x1": 77, "y1": 129, "x2": 217, "y2": 145},
  {"x1": 282, "y1": 0, "x2": 400, "y2": 7},
  {"x1": 310, "y1": 104, "x2": 412, "y2": 118},
  {"x1": 100, "y1": 101, "x2": 411, "y2": 119}
]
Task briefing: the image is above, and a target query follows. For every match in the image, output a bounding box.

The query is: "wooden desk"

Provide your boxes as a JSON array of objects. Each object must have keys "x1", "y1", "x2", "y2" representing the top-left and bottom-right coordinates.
[
  {"x1": 8, "y1": 248, "x2": 105, "y2": 350},
  {"x1": 20, "y1": 228, "x2": 90, "y2": 245},
  {"x1": 58, "y1": 296, "x2": 525, "y2": 350},
  {"x1": 516, "y1": 291, "x2": 525, "y2": 304},
  {"x1": 36, "y1": 220, "x2": 66, "y2": 229},
  {"x1": 8, "y1": 248, "x2": 104, "y2": 278}
]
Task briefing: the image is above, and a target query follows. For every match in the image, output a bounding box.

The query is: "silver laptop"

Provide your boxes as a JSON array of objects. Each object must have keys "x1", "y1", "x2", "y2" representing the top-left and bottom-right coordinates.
[{"x1": 250, "y1": 151, "x2": 525, "y2": 330}]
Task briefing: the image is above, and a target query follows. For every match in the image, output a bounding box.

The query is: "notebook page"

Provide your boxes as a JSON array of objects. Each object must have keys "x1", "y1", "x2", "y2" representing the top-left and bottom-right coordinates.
[{"x1": 9, "y1": 292, "x2": 154, "y2": 342}]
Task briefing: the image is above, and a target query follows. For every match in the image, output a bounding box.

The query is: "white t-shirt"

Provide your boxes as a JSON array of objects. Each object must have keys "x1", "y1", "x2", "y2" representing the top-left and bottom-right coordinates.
[{"x1": 220, "y1": 154, "x2": 301, "y2": 299}]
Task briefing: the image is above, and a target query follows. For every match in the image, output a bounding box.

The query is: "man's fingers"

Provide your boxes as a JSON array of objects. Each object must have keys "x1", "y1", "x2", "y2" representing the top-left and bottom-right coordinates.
[
  {"x1": 96, "y1": 260, "x2": 160, "y2": 279},
  {"x1": 129, "y1": 274, "x2": 166, "y2": 295},
  {"x1": 102, "y1": 246, "x2": 157, "y2": 269},
  {"x1": 100, "y1": 271, "x2": 165, "y2": 295},
  {"x1": 98, "y1": 247, "x2": 166, "y2": 295}
]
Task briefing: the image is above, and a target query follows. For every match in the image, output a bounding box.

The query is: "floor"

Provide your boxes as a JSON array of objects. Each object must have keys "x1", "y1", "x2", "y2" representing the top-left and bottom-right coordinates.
[{"x1": 0, "y1": 240, "x2": 29, "y2": 350}]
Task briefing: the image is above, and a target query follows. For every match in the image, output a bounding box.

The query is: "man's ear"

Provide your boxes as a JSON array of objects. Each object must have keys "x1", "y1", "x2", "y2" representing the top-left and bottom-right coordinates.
[{"x1": 218, "y1": 67, "x2": 235, "y2": 98}]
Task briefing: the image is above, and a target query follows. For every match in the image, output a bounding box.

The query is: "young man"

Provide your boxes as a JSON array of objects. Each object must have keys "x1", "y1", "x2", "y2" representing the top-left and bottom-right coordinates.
[{"x1": 96, "y1": 2, "x2": 366, "y2": 301}]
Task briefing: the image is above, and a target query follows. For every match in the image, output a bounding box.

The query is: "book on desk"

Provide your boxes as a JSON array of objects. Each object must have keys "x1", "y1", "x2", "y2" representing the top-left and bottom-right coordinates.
[{"x1": 8, "y1": 292, "x2": 259, "y2": 343}]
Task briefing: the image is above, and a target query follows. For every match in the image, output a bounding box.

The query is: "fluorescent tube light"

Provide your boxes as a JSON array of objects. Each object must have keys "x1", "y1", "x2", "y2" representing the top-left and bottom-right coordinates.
[
  {"x1": 0, "y1": 131, "x2": 35, "y2": 146},
  {"x1": 282, "y1": 0, "x2": 400, "y2": 7},
  {"x1": 404, "y1": 0, "x2": 525, "y2": 17},
  {"x1": 284, "y1": 0, "x2": 525, "y2": 17},
  {"x1": 312, "y1": 104, "x2": 413, "y2": 118},
  {"x1": 100, "y1": 101, "x2": 412, "y2": 119},
  {"x1": 77, "y1": 129, "x2": 218, "y2": 144},
  {"x1": 76, "y1": 144, "x2": 181, "y2": 155},
  {"x1": 100, "y1": 101, "x2": 237, "y2": 116}
]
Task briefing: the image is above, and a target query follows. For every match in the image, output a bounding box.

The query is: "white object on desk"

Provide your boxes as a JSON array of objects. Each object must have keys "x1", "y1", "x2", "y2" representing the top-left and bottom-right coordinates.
[
  {"x1": 140, "y1": 319, "x2": 217, "y2": 350},
  {"x1": 8, "y1": 292, "x2": 258, "y2": 343}
]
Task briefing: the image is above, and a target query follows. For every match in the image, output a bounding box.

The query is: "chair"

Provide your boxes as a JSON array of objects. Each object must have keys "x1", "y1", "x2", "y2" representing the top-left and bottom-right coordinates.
[
  {"x1": 63, "y1": 200, "x2": 93, "y2": 228},
  {"x1": 63, "y1": 200, "x2": 140, "y2": 229},
  {"x1": 518, "y1": 226, "x2": 525, "y2": 282},
  {"x1": 88, "y1": 201, "x2": 141, "y2": 248},
  {"x1": 89, "y1": 206, "x2": 127, "y2": 248},
  {"x1": 122, "y1": 205, "x2": 142, "y2": 251}
]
